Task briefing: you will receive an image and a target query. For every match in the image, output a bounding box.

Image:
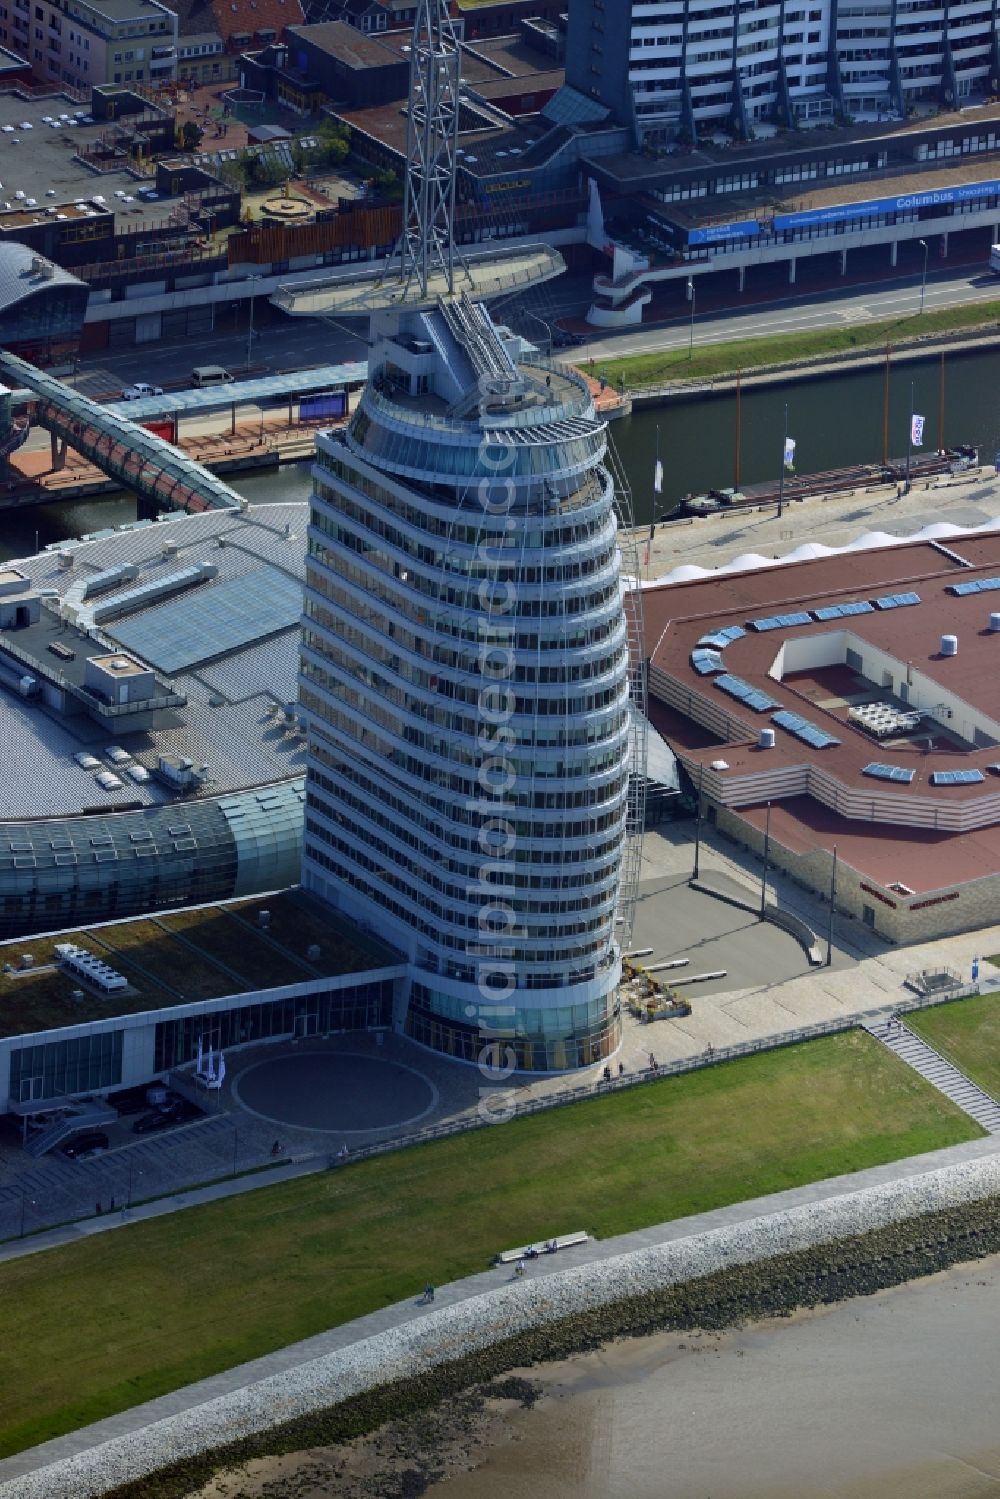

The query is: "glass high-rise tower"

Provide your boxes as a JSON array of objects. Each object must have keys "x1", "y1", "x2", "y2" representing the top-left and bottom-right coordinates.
[
  {"x1": 284, "y1": 0, "x2": 641, "y2": 1071},
  {"x1": 299, "y1": 296, "x2": 633, "y2": 1070}
]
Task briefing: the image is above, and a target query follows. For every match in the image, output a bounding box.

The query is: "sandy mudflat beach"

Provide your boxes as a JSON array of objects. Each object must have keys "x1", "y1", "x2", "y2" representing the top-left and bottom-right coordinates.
[{"x1": 189, "y1": 1252, "x2": 1000, "y2": 1499}]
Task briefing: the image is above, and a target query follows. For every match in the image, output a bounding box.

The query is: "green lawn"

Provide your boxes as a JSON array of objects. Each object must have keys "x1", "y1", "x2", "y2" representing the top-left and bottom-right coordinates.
[
  {"x1": 0, "y1": 1031, "x2": 980, "y2": 1458},
  {"x1": 601, "y1": 299, "x2": 1000, "y2": 389},
  {"x1": 906, "y1": 990, "x2": 1000, "y2": 1102}
]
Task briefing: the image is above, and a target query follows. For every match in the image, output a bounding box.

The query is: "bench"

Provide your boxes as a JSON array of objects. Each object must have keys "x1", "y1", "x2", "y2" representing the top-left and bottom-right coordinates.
[{"x1": 496, "y1": 1230, "x2": 588, "y2": 1264}]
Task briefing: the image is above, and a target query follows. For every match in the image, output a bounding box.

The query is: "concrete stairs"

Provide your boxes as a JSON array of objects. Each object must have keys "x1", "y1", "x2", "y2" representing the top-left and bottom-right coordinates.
[
  {"x1": 25, "y1": 1101, "x2": 118, "y2": 1158},
  {"x1": 865, "y1": 1016, "x2": 1000, "y2": 1133}
]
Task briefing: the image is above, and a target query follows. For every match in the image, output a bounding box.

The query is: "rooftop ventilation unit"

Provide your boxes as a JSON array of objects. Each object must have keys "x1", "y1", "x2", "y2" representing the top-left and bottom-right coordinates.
[
  {"x1": 758, "y1": 728, "x2": 775, "y2": 750},
  {"x1": 81, "y1": 562, "x2": 140, "y2": 599},
  {"x1": 941, "y1": 634, "x2": 958, "y2": 657},
  {"x1": 90, "y1": 562, "x2": 217, "y2": 624},
  {"x1": 989, "y1": 613, "x2": 1000, "y2": 633},
  {"x1": 54, "y1": 942, "x2": 128, "y2": 994}
]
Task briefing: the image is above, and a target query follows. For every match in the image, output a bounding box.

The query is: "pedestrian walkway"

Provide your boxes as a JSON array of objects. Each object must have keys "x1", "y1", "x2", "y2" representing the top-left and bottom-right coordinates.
[
  {"x1": 0, "y1": 1152, "x2": 323, "y2": 1269},
  {"x1": 864, "y1": 1015, "x2": 1000, "y2": 1133}
]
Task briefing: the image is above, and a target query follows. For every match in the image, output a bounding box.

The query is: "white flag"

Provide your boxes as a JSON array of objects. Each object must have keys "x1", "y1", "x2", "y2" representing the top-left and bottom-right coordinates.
[
  {"x1": 654, "y1": 458, "x2": 663, "y2": 495},
  {"x1": 783, "y1": 436, "x2": 796, "y2": 469},
  {"x1": 911, "y1": 413, "x2": 925, "y2": 447}
]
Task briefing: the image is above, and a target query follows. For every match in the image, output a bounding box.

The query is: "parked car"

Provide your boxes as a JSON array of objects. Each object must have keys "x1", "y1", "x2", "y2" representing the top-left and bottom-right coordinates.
[
  {"x1": 121, "y1": 383, "x2": 164, "y2": 400},
  {"x1": 191, "y1": 366, "x2": 234, "y2": 388},
  {"x1": 61, "y1": 1130, "x2": 109, "y2": 1159},
  {"x1": 108, "y1": 1085, "x2": 159, "y2": 1116},
  {"x1": 132, "y1": 1098, "x2": 201, "y2": 1134}
]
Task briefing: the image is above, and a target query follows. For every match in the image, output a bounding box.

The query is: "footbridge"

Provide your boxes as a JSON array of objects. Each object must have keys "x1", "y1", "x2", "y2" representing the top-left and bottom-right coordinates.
[{"x1": 0, "y1": 352, "x2": 242, "y2": 515}]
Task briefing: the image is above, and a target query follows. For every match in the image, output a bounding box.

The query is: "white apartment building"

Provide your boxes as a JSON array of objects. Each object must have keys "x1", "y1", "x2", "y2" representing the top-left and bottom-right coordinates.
[{"x1": 567, "y1": 0, "x2": 997, "y2": 140}]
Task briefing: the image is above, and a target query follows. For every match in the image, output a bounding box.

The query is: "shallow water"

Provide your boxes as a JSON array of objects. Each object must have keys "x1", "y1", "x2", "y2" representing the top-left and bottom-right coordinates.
[
  {"x1": 434, "y1": 1256, "x2": 1000, "y2": 1499},
  {"x1": 193, "y1": 1253, "x2": 1000, "y2": 1499}
]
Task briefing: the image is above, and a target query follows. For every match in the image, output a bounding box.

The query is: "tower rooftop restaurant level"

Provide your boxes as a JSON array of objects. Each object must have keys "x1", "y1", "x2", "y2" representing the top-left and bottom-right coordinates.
[{"x1": 273, "y1": 243, "x2": 565, "y2": 317}]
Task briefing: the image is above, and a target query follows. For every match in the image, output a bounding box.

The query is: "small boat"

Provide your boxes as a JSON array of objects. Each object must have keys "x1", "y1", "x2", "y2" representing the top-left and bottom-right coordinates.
[{"x1": 681, "y1": 492, "x2": 721, "y2": 516}]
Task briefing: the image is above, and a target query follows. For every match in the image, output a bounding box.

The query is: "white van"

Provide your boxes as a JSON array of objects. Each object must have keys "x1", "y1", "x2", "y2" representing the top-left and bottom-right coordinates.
[{"x1": 192, "y1": 366, "x2": 235, "y2": 388}]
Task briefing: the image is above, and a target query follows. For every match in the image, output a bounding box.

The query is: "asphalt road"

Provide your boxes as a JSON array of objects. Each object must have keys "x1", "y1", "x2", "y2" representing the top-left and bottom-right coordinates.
[
  {"x1": 572, "y1": 265, "x2": 1000, "y2": 364},
  {"x1": 74, "y1": 264, "x2": 1000, "y2": 394}
]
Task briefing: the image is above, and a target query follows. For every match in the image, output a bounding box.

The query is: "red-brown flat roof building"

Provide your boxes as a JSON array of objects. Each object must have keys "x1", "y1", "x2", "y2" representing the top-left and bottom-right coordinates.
[{"x1": 644, "y1": 529, "x2": 1000, "y2": 942}]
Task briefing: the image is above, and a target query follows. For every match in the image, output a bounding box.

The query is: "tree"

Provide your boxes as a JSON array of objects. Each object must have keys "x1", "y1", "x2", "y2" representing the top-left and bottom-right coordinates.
[{"x1": 181, "y1": 119, "x2": 204, "y2": 152}]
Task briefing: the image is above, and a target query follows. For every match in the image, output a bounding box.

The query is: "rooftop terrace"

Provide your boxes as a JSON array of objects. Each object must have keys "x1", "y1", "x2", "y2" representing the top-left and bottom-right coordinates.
[
  {"x1": 0, "y1": 887, "x2": 402, "y2": 1039},
  {"x1": 0, "y1": 92, "x2": 176, "y2": 232}
]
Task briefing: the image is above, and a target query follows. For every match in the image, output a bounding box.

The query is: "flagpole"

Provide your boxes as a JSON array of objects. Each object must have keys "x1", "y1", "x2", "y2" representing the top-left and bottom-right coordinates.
[
  {"x1": 734, "y1": 372, "x2": 742, "y2": 490},
  {"x1": 906, "y1": 379, "x2": 913, "y2": 491},
  {"x1": 881, "y1": 342, "x2": 891, "y2": 466},
  {"x1": 778, "y1": 402, "x2": 788, "y2": 519}
]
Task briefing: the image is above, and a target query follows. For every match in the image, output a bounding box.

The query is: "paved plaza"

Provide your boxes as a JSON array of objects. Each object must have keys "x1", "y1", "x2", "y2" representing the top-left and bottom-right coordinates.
[{"x1": 233, "y1": 1051, "x2": 439, "y2": 1135}]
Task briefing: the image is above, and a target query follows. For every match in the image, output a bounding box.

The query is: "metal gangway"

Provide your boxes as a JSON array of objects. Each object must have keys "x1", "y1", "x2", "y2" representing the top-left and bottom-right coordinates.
[{"x1": 0, "y1": 350, "x2": 242, "y2": 515}]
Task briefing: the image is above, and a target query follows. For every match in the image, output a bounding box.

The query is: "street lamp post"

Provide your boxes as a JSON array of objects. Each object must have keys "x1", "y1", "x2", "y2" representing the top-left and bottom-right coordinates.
[
  {"x1": 760, "y1": 801, "x2": 772, "y2": 916},
  {"x1": 919, "y1": 238, "x2": 928, "y2": 315},
  {"x1": 692, "y1": 762, "x2": 706, "y2": 881},
  {"x1": 245, "y1": 276, "x2": 259, "y2": 372},
  {"x1": 687, "y1": 277, "x2": 696, "y2": 358},
  {"x1": 826, "y1": 845, "x2": 838, "y2": 967},
  {"x1": 777, "y1": 401, "x2": 789, "y2": 519}
]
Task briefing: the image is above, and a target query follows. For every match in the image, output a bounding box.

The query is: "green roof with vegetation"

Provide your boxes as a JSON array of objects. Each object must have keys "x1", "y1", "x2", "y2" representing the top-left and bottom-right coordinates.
[{"x1": 0, "y1": 890, "x2": 402, "y2": 1040}]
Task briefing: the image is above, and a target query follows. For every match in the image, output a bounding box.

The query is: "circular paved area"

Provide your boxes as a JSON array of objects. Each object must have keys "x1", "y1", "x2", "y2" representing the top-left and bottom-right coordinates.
[{"x1": 232, "y1": 1051, "x2": 439, "y2": 1134}]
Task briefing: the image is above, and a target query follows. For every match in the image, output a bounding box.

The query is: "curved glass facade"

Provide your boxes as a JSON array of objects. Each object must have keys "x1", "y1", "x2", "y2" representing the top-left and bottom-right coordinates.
[
  {"x1": 0, "y1": 779, "x2": 304, "y2": 939},
  {"x1": 302, "y1": 322, "x2": 630, "y2": 1071}
]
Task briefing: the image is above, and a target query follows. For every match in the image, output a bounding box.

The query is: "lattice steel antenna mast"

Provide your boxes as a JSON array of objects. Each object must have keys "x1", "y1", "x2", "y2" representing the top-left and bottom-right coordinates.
[{"x1": 397, "y1": 0, "x2": 463, "y2": 299}]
